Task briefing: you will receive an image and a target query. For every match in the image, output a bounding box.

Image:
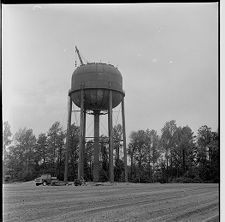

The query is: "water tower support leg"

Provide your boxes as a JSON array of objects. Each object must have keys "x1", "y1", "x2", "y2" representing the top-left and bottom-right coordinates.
[
  {"x1": 83, "y1": 109, "x2": 86, "y2": 177},
  {"x1": 122, "y1": 98, "x2": 128, "y2": 182},
  {"x1": 93, "y1": 111, "x2": 100, "y2": 182},
  {"x1": 64, "y1": 96, "x2": 72, "y2": 182},
  {"x1": 78, "y1": 89, "x2": 84, "y2": 180},
  {"x1": 108, "y1": 90, "x2": 114, "y2": 182}
]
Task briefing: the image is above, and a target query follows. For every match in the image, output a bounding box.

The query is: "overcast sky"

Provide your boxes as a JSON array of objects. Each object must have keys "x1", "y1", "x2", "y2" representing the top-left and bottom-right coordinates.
[{"x1": 3, "y1": 3, "x2": 218, "y2": 138}]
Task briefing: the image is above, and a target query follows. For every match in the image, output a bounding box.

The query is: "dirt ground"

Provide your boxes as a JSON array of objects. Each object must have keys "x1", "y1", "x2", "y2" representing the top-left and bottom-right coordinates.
[{"x1": 3, "y1": 182, "x2": 219, "y2": 222}]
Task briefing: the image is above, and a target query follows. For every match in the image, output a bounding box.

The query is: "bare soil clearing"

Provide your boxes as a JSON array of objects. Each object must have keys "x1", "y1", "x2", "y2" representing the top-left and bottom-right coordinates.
[{"x1": 3, "y1": 182, "x2": 219, "y2": 222}]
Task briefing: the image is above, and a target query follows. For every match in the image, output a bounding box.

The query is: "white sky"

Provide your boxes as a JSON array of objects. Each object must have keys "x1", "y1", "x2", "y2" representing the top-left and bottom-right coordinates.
[{"x1": 2, "y1": 3, "x2": 218, "y2": 138}]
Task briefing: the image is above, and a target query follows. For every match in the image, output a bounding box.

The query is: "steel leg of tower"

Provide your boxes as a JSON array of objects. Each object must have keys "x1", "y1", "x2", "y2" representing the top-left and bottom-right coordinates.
[
  {"x1": 108, "y1": 90, "x2": 114, "y2": 183},
  {"x1": 122, "y1": 97, "x2": 128, "y2": 182},
  {"x1": 93, "y1": 111, "x2": 100, "y2": 182},
  {"x1": 83, "y1": 109, "x2": 86, "y2": 178},
  {"x1": 64, "y1": 96, "x2": 72, "y2": 182},
  {"x1": 83, "y1": 109, "x2": 86, "y2": 146}
]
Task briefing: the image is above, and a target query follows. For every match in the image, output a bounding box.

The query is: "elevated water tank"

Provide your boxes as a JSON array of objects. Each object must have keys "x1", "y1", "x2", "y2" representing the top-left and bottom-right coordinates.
[{"x1": 69, "y1": 63, "x2": 125, "y2": 111}]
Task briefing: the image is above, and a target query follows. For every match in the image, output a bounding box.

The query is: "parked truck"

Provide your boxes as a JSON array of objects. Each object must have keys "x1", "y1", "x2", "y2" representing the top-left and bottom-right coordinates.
[{"x1": 35, "y1": 174, "x2": 58, "y2": 186}]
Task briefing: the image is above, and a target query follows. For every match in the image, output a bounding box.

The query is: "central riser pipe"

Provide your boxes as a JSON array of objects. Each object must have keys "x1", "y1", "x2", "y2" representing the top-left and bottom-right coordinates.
[
  {"x1": 78, "y1": 89, "x2": 85, "y2": 180},
  {"x1": 108, "y1": 90, "x2": 114, "y2": 182},
  {"x1": 93, "y1": 111, "x2": 100, "y2": 182}
]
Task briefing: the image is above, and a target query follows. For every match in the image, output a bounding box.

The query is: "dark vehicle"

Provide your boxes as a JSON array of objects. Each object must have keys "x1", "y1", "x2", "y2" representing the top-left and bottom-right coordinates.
[
  {"x1": 4, "y1": 175, "x2": 11, "y2": 182},
  {"x1": 74, "y1": 179, "x2": 82, "y2": 186},
  {"x1": 74, "y1": 177, "x2": 86, "y2": 186},
  {"x1": 35, "y1": 174, "x2": 58, "y2": 186}
]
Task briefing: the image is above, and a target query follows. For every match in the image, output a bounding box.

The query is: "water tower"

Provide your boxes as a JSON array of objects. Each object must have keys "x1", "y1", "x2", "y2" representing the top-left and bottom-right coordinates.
[{"x1": 64, "y1": 47, "x2": 127, "y2": 183}]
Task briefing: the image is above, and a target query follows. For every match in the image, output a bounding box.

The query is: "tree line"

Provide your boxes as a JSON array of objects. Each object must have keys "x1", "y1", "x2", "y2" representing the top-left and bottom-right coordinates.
[{"x1": 3, "y1": 120, "x2": 219, "y2": 183}]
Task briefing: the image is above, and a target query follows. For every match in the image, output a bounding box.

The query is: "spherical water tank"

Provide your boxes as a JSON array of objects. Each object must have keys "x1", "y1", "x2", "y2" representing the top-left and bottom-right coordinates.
[{"x1": 69, "y1": 63, "x2": 125, "y2": 111}]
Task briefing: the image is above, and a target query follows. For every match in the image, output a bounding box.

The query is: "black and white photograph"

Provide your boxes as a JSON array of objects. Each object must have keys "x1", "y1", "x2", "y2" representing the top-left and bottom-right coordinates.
[{"x1": 2, "y1": 3, "x2": 219, "y2": 222}]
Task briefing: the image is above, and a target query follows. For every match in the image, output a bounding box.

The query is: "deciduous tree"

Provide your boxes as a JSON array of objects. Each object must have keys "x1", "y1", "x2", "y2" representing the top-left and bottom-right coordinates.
[
  {"x1": 3, "y1": 121, "x2": 12, "y2": 156},
  {"x1": 13, "y1": 128, "x2": 36, "y2": 180},
  {"x1": 160, "y1": 120, "x2": 177, "y2": 181},
  {"x1": 47, "y1": 122, "x2": 65, "y2": 177}
]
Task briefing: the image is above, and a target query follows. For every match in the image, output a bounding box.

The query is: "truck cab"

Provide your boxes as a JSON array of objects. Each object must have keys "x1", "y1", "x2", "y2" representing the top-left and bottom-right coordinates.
[{"x1": 35, "y1": 174, "x2": 57, "y2": 186}]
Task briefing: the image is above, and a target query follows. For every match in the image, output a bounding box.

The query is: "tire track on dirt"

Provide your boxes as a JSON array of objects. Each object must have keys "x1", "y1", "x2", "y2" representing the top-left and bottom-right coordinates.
[
  {"x1": 28, "y1": 188, "x2": 218, "y2": 222},
  {"x1": 116, "y1": 191, "x2": 218, "y2": 222},
  {"x1": 165, "y1": 202, "x2": 218, "y2": 222},
  {"x1": 3, "y1": 183, "x2": 219, "y2": 222}
]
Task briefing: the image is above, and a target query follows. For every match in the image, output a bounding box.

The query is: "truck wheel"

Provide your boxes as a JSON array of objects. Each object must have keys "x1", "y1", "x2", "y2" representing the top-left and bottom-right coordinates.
[{"x1": 43, "y1": 181, "x2": 47, "y2": 186}]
